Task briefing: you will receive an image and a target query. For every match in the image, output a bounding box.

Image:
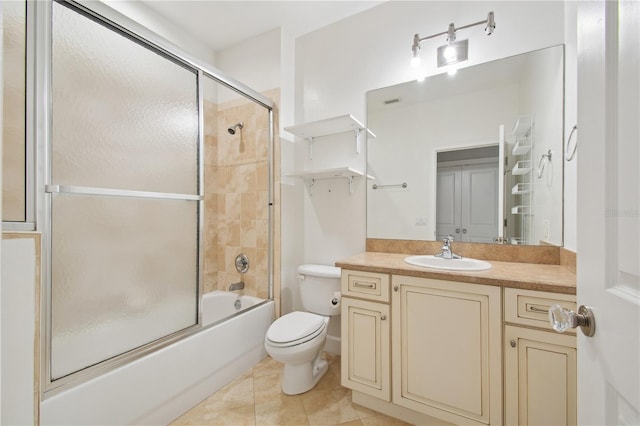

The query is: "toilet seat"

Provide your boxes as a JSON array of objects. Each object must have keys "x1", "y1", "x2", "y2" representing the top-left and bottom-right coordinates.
[{"x1": 266, "y1": 312, "x2": 327, "y2": 348}]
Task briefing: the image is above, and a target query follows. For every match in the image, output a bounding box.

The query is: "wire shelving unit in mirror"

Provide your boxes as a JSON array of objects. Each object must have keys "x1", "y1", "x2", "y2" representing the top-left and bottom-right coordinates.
[{"x1": 509, "y1": 115, "x2": 533, "y2": 245}]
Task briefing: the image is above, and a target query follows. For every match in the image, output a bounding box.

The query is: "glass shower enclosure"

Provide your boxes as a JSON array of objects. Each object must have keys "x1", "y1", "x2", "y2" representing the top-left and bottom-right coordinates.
[
  {"x1": 39, "y1": 0, "x2": 274, "y2": 391},
  {"x1": 47, "y1": 1, "x2": 200, "y2": 382}
]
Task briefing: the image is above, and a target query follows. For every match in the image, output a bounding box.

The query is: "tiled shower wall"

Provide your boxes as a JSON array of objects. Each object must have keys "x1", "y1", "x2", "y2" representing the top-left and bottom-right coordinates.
[{"x1": 203, "y1": 89, "x2": 280, "y2": 310}]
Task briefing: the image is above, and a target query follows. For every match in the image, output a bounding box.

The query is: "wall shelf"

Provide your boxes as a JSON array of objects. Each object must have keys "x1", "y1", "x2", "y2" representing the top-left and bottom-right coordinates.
[
  {"x1": 512, "y1": 138, "x2": 531, "y2": 156},
  {"x1": 287, "y1": 167, "x2": 372, "y2": 195},
  {"x1": 511, "y1": 183, "x2": 531, "y2": 195},
  {"x1": 512, "y1": 161, "x2": 532, "y2": 175},
  {"x1": 511, "y1": 115, "x2": 532, "y2": 138},
  {"x1": 284, "y1": 114, "x2": 376, "y2": 159},
  {"x1": 511, "y1": 205, "x2": 531, "y2": 215}
]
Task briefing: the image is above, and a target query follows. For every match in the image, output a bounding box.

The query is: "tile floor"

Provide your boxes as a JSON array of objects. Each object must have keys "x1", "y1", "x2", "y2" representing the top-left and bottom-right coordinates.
[{"x1": 169, "y1": 354, "x2": 411, "y2": 426}]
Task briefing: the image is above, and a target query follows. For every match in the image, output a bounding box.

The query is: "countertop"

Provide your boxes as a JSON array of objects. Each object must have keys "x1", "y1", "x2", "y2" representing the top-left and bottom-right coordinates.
[{"x1": 335, "y1": 252, "x2": 576, "y2": 295}]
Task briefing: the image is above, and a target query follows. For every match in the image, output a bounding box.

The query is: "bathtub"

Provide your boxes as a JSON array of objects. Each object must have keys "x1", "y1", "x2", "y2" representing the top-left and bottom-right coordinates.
[{"x1": 41, "y1": 291, "x2": 274, "y2": 425}]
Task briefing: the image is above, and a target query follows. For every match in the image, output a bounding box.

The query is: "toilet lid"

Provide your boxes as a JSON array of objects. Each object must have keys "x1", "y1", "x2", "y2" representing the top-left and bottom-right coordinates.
[
  {"x1": 298, "y1": 264, "x2": 341, "y2": 278},
  {"x1": 266, "y1": 311, "x2": 326, "y2": 344}
]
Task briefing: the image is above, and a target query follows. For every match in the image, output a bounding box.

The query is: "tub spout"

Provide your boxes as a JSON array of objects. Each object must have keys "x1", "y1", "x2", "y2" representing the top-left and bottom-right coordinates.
[{"x1": 229, "y1": 281, "x2": 245, "y2": 291}]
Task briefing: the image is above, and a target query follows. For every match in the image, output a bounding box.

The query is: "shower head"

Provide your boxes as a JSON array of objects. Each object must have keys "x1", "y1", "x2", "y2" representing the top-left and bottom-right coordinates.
[{"x1": 228, "y1": 121, "x2": 244, "y2": 135}]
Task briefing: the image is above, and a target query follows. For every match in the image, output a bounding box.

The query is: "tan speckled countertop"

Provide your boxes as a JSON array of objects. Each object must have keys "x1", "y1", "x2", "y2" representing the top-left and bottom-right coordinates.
[{"x1": 336, "y1": 252, "x2": 576, "y2": 295}]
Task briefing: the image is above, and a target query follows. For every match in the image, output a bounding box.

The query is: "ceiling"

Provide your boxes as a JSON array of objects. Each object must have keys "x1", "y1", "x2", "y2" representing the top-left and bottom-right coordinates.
[{"x1": 140, "y1": 1, "x2": 385, "y2": 52}]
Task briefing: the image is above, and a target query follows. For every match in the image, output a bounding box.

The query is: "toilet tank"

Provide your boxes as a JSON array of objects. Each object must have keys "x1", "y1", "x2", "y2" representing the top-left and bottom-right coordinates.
[{"x1": 298, "y1": 264, "x2": 341, "y2": 316}]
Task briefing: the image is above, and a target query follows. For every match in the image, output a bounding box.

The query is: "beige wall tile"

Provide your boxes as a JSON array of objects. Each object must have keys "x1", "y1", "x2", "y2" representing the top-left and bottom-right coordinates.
[
  {"x1": 241, "y1": 193, "x2": 257, "y2": 220},
  {"x1": 240, "y1": 219, "x2": 257, "y2": 248}
]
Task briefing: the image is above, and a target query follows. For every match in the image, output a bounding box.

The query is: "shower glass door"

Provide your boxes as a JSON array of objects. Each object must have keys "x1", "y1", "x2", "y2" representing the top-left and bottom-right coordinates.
[{"x1": 48, "y1": 2, "x2": 200, "y2": 381}]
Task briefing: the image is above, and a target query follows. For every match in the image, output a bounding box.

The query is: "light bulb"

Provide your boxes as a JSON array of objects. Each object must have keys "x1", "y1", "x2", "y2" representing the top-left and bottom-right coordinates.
[
  {"x1": 443, "y1": 45, "x2": 457, "y2": 62},
  {"x1": 411, "y1": 55, "x2": 421, "y2": 68}
]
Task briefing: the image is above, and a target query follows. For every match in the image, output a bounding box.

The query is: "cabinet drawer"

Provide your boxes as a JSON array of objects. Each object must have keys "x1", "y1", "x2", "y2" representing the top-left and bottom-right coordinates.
[
  {"x1": 504, "y1": 288, "x2": 576, "y2": 333},
  {"x1": 341, "y1": 270, "x2": 390, "y2": 302}
]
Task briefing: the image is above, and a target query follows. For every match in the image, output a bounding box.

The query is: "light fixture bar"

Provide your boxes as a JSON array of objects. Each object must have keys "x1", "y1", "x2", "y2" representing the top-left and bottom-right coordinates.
[
  {"x1": 415, "y1": 11, "x2": 495, "y2": 44},
  {"x1": 410, "y1": 11, "x2": 495, "y2": 69}
]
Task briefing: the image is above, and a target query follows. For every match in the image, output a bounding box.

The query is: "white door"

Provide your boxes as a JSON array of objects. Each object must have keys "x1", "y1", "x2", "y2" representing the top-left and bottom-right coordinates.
[
  {"x1": 461, "y1": 163, "x2": 499, "y2": 243},
  {"x1": 436, "y1": 163, "x2": 499, "y2": 243},
  {"x1": 577, "y1": 1, "x2": 639, "y2": 424},
  {"x1": 436, "y1": 166, "x2": 461, "y2": 240}
]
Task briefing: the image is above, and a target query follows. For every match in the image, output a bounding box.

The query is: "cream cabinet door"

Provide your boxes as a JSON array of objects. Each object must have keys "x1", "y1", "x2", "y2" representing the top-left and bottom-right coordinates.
[
  {"x1": 341, "y1": 297, "x2": 390, "y2": 401},
  {"x1": 504, "y1": 325, "x2": 577, "y2": 426},
  {"x1": 391, "y1": 276, "x2": 502, "y2": 425}
]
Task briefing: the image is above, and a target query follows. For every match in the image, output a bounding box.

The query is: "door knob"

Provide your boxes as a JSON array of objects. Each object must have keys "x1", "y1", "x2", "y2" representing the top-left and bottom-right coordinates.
[
  {"x1": 462, "y1": 228, "x2": 467, "y2": 234},
  {"x1": 548, "y1": 304, "x2": 596, "y2": 337},
  {"x1": 455, "y1": 228, "x2": 461, "y2": 233}
]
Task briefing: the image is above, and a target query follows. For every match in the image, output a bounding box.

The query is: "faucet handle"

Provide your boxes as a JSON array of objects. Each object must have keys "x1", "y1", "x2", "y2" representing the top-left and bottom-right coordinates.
[{"x1": 444, "y1": 235, "x2": 454, "y2": 243}]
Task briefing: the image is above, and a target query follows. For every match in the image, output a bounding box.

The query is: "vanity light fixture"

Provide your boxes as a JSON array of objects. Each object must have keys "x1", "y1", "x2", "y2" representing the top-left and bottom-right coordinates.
[{"x1": 411, "y1": 11, "x2": 495, "y2": 69}]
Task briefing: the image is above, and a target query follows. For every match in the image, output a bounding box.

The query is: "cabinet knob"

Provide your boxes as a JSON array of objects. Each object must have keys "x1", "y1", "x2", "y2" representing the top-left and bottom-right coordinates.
[
  {"x1": 510, "y1": 339, "x2": 516, "y2": 348},
  {"x1": 381, "y1": 315, "x2": 387, "y2": 321},
  {"x1": 393, "y1": 285, "x2": 399, "y2": 292}
]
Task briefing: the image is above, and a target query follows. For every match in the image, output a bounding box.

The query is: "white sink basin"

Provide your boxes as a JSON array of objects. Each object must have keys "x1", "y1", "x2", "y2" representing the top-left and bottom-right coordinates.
[{"x1": 404, "y1": 255, "x2": 491, "y2": 271}]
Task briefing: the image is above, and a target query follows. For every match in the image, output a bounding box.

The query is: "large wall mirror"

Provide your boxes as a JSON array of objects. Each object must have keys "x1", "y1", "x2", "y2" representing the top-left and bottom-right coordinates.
[{"x1": 367, "y1": 45, "x2": 564, "y2": 246}]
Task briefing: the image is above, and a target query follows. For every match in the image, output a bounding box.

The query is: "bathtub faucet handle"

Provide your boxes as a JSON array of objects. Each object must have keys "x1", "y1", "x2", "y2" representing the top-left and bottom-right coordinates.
[{"x1": 235, "y1": 253, "x2": 250, "y2": 274}]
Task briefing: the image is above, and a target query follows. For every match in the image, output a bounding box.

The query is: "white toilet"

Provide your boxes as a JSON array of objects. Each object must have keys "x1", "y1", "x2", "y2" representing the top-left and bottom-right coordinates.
[{"x1": 264, "y1": 264, "x2": 341, "y2": 395}]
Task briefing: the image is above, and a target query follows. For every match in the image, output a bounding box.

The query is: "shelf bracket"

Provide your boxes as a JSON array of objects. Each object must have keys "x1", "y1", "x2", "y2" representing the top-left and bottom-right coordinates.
[
  {"x1": 355, "y1": 128, "x2": 362, "y2": 155},
  {"x1": 348, "y1": 176, "x2": 354, "y2": 194},
  {"x1": 307, "y1": 179, "x2": 316, "y2": 197}
]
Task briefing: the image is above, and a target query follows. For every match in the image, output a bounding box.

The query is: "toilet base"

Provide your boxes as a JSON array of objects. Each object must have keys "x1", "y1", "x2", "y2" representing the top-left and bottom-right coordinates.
[{"x1": 281, "y1": 352, "x2": 328, "y2": 395}]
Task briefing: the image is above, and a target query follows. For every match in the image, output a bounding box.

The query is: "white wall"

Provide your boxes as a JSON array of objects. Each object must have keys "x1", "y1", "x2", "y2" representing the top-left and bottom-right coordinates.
[
  {"x1": 217, "y1": 28, "x2": 281, "y2": 95},
  {"x1": 293, "y1": 0, "x2": 576, "y2": 269},
  {"x1": 101, "y1": 1, "x2": 216, "y2": 65},
  {"x1": 279, "y1": 29, "x2": 306, "y2": 315},
  {"x1": 296, "y1": 1, "x2": 565, "y2": 122},
  {"x1": 522, "y1": 47, "x2": 564, "y2": 245},
  {"x1": 1, "y1": 238, "x2": 37, "y2": 425}
]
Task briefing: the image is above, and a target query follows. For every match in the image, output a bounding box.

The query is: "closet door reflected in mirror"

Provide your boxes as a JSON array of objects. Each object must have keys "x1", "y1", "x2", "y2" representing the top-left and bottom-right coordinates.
[{"x1": 436, "y1": 161, "x2": 499, "y2": 244}]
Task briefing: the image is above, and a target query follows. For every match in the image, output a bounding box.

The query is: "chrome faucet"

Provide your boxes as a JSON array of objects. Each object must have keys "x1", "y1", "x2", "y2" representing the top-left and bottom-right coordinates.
[
  {"x1": 229, "y1": 281, "x2": 245, "y2": 292},
  {"x1": 435, "y1": 235, "x2": 462, "y2": 259}
]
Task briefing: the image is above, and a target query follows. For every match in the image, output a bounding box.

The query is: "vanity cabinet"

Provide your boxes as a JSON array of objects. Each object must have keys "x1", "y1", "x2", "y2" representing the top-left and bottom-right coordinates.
[
  {"x1": 391, "y1": 275, "x2": 502, "y2": 426},
  {"x1": 340, "y1": 270, "x2": 391, "y2": 400},
  {"x1": 339, "y1": 264, "x2": 576, "y2": 426},
  {"x1": 503, "y1": 288, "x2": 577, "y2": 426}
]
